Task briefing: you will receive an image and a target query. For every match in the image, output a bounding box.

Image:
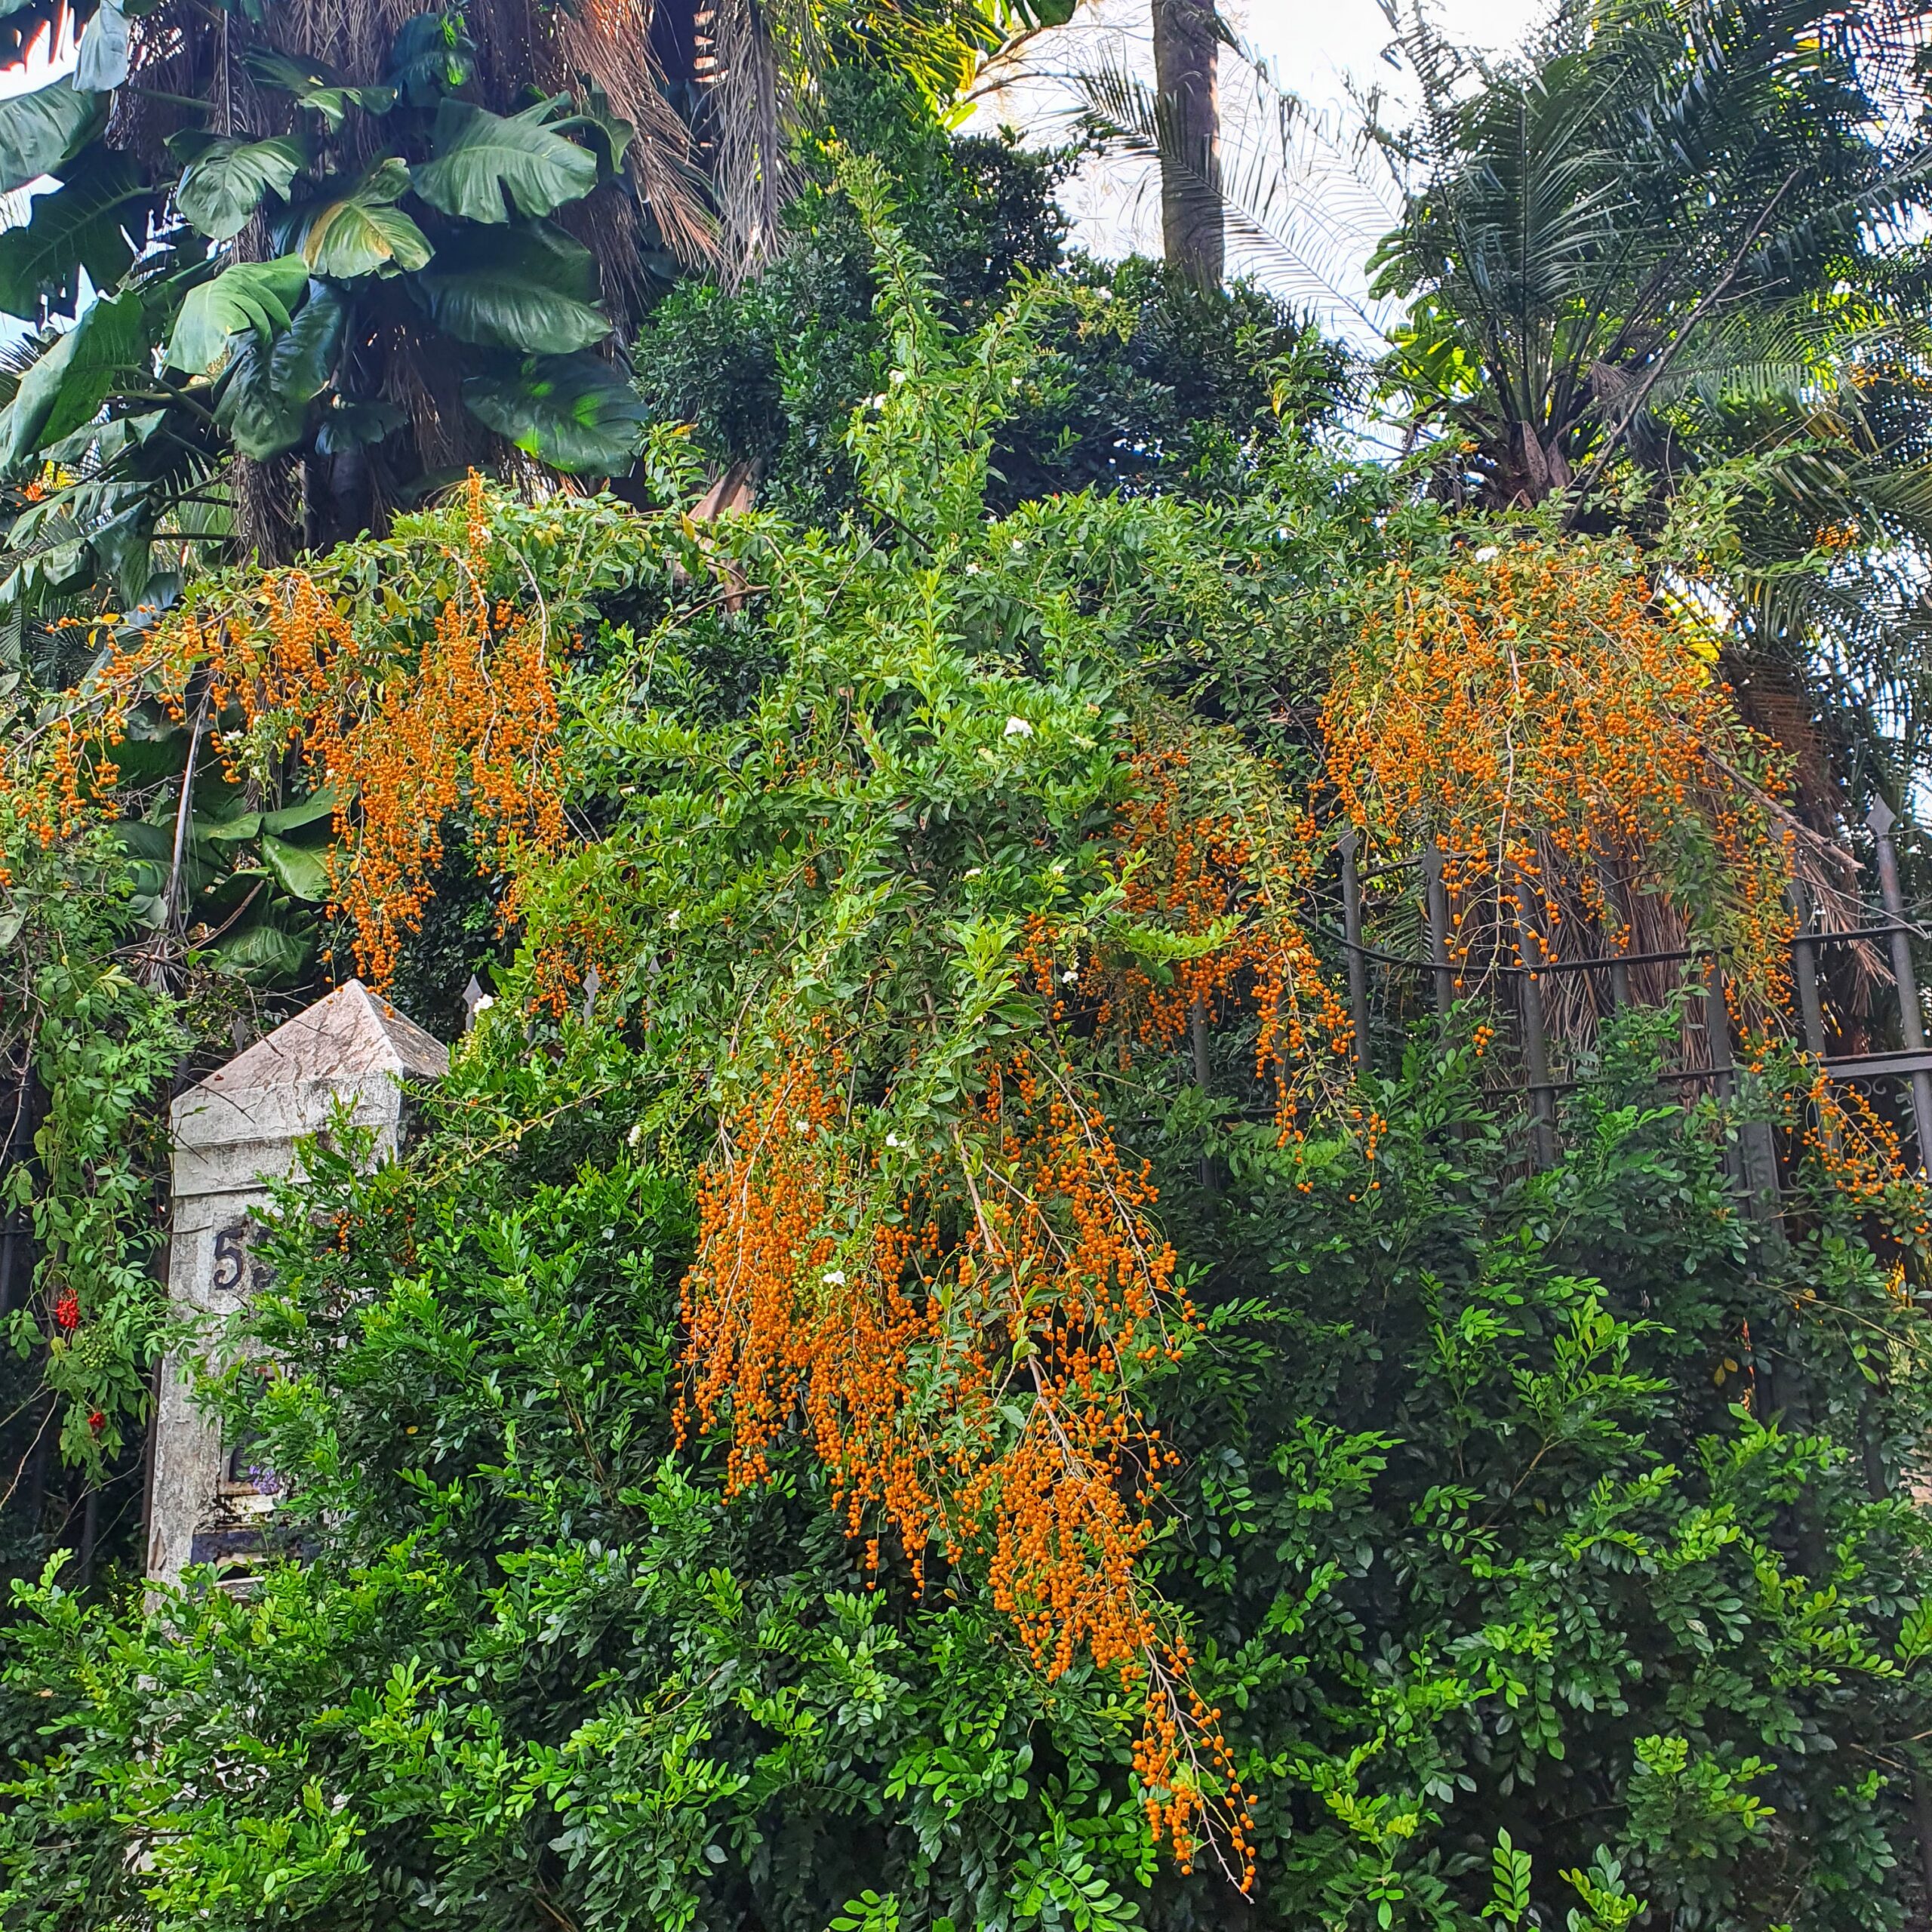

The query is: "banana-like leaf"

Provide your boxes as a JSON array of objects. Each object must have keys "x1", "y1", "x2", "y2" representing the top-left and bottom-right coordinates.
[
  {"x1": 174, "y1": 133, "x2": 306, "y2": 242},
  {"x1": 412, "y1": 221, "x2": 607, "y2": 352},
  {"x1": 463, "y1": 350, "x2": 645, "y2": 472},
  {"x1": 297, "y1": 157, "x2": 432, "y2": 278},
  {"x1": 260, "y1": 830, "x2": 331, "y2": 900},
  {"x1": 244, "y1": 49, "x2": 396, "y2": 131},
  {"x1": 411, "y1": 95, "x2": 597, "y2": 224},
  {"x1": 0, "y1": 146, "x2": 149, "y2": 319},
  {"x1": 0, "y1": 285, "x2": 143, "y2": 471},
  {"x1": 165, "y1": 254, "x2": 309, "y2": 376},
  {"x1": 0, "y1": 76, "x2": 104, "y2": 195}
]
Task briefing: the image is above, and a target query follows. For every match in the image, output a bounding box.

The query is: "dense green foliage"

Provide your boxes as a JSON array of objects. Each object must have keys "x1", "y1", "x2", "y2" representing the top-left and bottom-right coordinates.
[
  {"x1": 1, "y1": 5, "x2": 1930, "y2": 1928},
  {"x1": 2, "y1": 163, "x2": 1932, "y2": 1930},
  {"x1": 632, "y1": 85, "x2": 1342, "y2": 524}
]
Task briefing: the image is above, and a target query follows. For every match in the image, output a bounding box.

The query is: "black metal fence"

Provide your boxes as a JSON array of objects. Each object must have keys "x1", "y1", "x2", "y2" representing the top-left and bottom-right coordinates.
[{"x1": 1332, "y1": 800, "x2": 1932, "y2": 1208}]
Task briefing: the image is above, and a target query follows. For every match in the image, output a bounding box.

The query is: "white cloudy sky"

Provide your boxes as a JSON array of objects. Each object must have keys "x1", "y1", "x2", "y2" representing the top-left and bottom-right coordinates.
[{"x1": 968, "y1": 0, "x2": 1548, "y2": 341}]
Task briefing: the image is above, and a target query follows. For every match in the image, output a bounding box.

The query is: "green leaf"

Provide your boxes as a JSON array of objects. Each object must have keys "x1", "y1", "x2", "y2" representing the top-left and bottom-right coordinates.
[
  {"x1": 313, "y1": 394, "x2": 405, "y2": 454},
  {"x1": 386, "y1": 10, "x2": 476, "y2": 106},
  {"x1": 556, "y1": 76, "x2": 632, "y2": 180},
  {"x1": 165, "y1": 254, "x2": 309, "y2": 376},
  {"x1": 260, "y1": 830, "x2": 331, "y2": 900},
  {"x1": 72, "y1": 0, "x2": 129, "y2": 91},
  {"x1": 411, "y1": 95, "x2": 597, "y2": 224},
  {"x1": 210, "y1": 920, "x2": 312, "y2": 980},
  {"x1": 0, "y1": 287, "x2": 144, "y2": 472},
  {"x1": 0, "y1": 77, "x2": 106, "y2": 195},
  {"x1": 0, "y1": 146, "x2": 149, "y2": 320},
  {"x1": 262, "y1": 784, "x2": 347, "y2": 832},
  {"x1": 175, "y1": 134, "x2": 306, "y2": 242},
  {"x1": 214, "y1": 333, "x2": 307, "y2": 459},
  {"x1": 193, "y1": 810, "x2": 262, "y2": 842},
  {"x1": 297, "y1": 158, "x2": 432, "y2": 278},
  {"x1": 243, "y1": 49, "x2": 396, "y2": 131},
  {"x1": 267, "y1": 281, "x2": 343, "y2": 402},
  {"x1": 463, "y1": 351, "x2": 645, "y2": 473},
  {"x1": 413, "y1": 221, "x2": 608, "y2": 353}
]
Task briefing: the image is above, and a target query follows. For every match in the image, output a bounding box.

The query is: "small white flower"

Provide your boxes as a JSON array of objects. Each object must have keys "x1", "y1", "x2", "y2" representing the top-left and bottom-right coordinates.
[
  {"x1": 793, "y1": 1118, "x2": 813, "y2": 1135},
  {"x1": 1062, "y1": 968, "x2": 1079, "y2": 985},
  {"x1": 1474, "y1": 544, "x2": 1500, "y2": 561},
  {"x1": 822, "y1": 1269, "x2": 847, "y2": 1285},
  {"x1": 666, "y1": 908, "x2": 680, "y2": 928},
  {"x1": 885, "y1": 1132, "x2": 903, "y2": 1149},
  {"x1": 627, "y1": 1122, "x2": 643, "y2": 1147},
  {"x1": 866, "y1": 392, "x2": 888, "y2": 411},
  {"x1": 1011, "y1": 540, "x2": 1025, "y2": 553},
  {"x1": 889, "y1": 368, "x2": 907, "y2": 386},
  {"x1": 1004, "y1": 716, "x2": 1033, "y2": 739},
  {"x1": 472, "y1": 994, "x2": 495, "y2": 1014},
  {"x1": 964, "y1": 562, "x2": 981, "y2": 575}
]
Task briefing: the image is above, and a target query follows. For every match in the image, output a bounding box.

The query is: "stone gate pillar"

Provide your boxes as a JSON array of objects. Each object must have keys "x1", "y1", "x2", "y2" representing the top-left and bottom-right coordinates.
[{"x1": 146, "y1": 980, "x2": 446, "y2": 1587}]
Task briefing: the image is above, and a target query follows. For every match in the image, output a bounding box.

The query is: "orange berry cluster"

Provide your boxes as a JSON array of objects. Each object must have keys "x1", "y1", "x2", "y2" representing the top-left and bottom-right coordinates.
[
  {"x1": 1322, "y1": 540, "x2": 1796, "y2": 1009},
  {"x1": 0, "y1": 477, "x2": 569, "y2": 985},
  {"x1": 678, "y1": 1039, "x2": 1254, "y2": 1887},
  {"x1": 1086, "y1": 744, "x2": 1353, "y2": 1140}
]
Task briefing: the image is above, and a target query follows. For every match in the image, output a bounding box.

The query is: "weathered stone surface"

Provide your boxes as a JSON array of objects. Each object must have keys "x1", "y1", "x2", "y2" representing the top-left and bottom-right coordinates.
[{"x1": 147, "y1": 982, "x2": 445, "y2": 1587}]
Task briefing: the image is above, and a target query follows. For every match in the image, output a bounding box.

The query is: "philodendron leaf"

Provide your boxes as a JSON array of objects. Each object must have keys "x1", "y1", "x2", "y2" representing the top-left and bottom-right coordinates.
[
  {"x1": 214, "y1": 333, "x2": 307, "y2": 459},
  {"x1": 72, "y1": 0, "x2": 129, "y2": 91},
  {"x1": 0, "y1": 146, "x2": 149, "y2": 319},
  {"x1": 557, "y1": 76, "x2": 632, "y2": 180},
  {"x1": 412, "y1": 220, "x2": 607, "y2": 353},
  {"x1": 267, "y1": 281, "x2": 344, "y2": 401},
  {"x1": 0, "y1": 286, "x2": 144, "y2": 472},
  {"x1": 174, "y1": 133, "x2": 306, "y2": 241},
  {"x1": 260, "y1": 830, "x2": 331, "y2": 900},
  {"x1": 211, "y1": 920, "x2": 311, "y2": 980},
  {"x1": 411, "y1": 94, "x2": 596, "y2": 224},
  {"x1": 0, "y1": 76, "x2": 105, "y2": 194},
  {"x1": 243, "y1": 49, "x2": 396, "y2": 131},
  {"x1": 262, "y1": 784, "x2": 347, "y2": 832},
  {"x1": 463, "y1": 350, "x2": 646, "y2": 473},
  {"x1": 312, "y1": 394, "x2": 405, "y2": 455},
  {"x1": 385, "y1": 9, "x2": 475, "y2": 106},
  {"x1": 298, "y1": 157, "x2": 432, "y2": 278},
  {"x1": 165, "y1": 254, "x2": 310, "y2": 376}
]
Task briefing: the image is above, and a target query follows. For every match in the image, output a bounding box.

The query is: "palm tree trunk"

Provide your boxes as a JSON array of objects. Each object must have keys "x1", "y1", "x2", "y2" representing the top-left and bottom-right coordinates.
[{"x1": 1152, "y1": 0, "x2": 1222, "y2": 287}]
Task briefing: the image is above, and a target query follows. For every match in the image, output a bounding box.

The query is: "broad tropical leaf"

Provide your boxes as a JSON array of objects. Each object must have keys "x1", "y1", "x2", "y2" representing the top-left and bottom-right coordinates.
[
  {"x1": 0, "y1": 77, "x2": 103, "y2": 195},
  {"x1": 411, "y1": 95, "x2": 597, "y2": 223},
  {"x1": 412, "y1": 221, "x2": 607, "y2": 352},
  {"x1": 174, "y1": 134, "x2": 306, "y2": 242},
  {"x1": 385, "y1": 9, "x2": 475, "y2": 106},
  {"x1": 165, "y1": 255, "x2": 310, "y2": 377},
  {"x1": 463, "y1": 350, "x2": 645, "y2": 472},
  {"x1": 0, "y1": 287, "x2": 143, "y2": 472},
  {"x1": 267, "y1": 282, "x2": 344, "y2": 402},
  {"x1": 243, "y1": 48, "x2": 397, "y2": 130},
  {"x1": 72, "y1": 0, "x2": 128, "y2": 91},
  {"x1": 259, "y1": 831, "x2": 330, "y2": 900},
  {"x1": 214, "y1": 334, "x2": 307, "y2": 460},
  {"x1": 0, "y1": 146, "x2": 149, "y2": 319},
  {"x1": 297, "y1": 158, "x2": 432, "y2": 278}
]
